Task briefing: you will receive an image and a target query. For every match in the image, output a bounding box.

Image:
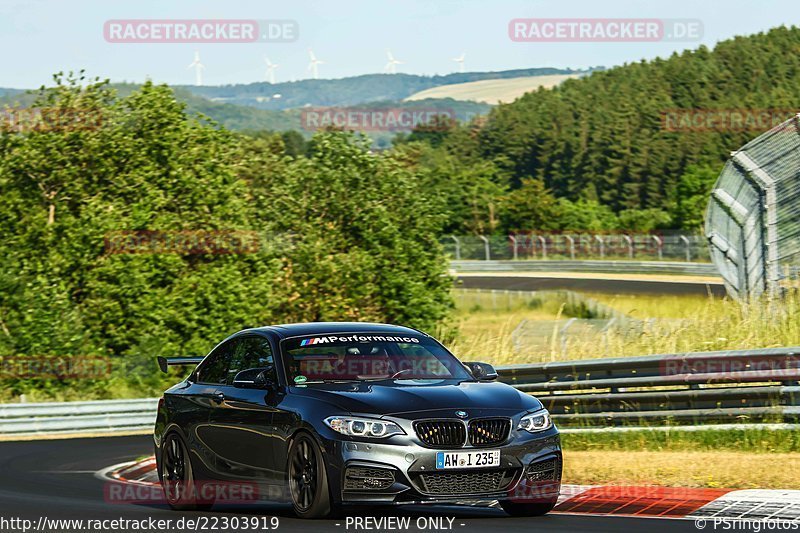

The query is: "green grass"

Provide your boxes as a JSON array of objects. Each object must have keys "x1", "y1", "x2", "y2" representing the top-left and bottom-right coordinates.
[{"x1": 562, "y1": 427, "x2": 800, "y2": 453}]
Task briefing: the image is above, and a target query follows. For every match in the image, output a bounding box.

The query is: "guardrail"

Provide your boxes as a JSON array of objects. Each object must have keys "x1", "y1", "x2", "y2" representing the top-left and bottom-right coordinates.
[
  {"x1": 1, "y1": 347, "x2": 798, "y2": 436},
  {"x1": 498, "y1": 346, "x2": 800, "y2": 426},
  {"x1": 450, "y1": 260, "x2": 719, "y2": 277},
  {"x1": 0, "y1": 398, "x2": 158, "y2": 436}
]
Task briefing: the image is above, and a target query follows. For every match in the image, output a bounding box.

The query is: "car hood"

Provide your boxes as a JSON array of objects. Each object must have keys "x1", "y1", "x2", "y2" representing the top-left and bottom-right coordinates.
[{"x1": 288, "y1": 379, "x2": 542, "y2": 418}]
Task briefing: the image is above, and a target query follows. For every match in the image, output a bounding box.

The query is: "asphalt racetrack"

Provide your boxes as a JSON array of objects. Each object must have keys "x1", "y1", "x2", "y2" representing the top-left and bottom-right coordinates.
[
  {"x1": 0, "y1": 435, "x2": 702, "y2": 533},
  {"x1": 457, "y1": 274, "x2": 726, "y2": 296}
]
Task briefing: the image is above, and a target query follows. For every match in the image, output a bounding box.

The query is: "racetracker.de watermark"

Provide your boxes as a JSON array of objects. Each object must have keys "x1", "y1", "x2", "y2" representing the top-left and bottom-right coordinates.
[
  {"x1": 301, "y1": 107, "x2": 456, "y2": 132},
  {"x1": 104, "y1": 19, "x2": 298, "y2": 43},
  {"x1": 662, "y1": 109, "x2": 799, "y2": 132},
  {"x1": 0, "y1": 356, "x2": 111, "y2": 380},
  {"x1": 660, "y1": 354, "x2": 800, "y2": 380},
  {"x1": 509, "y1": 18, "x2": 703, "y2": 42},
  {"x1": 104, "y1": 230, "x2": 279, "y2": 255},
  {"x1": 0, "y1": 107, "x2": 104, "y2": 133},
  {"x1": 104, "y1": 480, "x2": 270, "y2": 505}
]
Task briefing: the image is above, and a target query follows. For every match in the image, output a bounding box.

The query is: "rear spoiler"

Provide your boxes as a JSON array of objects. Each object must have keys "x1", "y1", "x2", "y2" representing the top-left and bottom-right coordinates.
[{"x1": 157, "y1": 356, "x2": 205, "y2": 373}]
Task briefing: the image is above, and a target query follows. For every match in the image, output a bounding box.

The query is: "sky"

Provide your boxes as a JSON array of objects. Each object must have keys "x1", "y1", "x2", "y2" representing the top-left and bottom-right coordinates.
[{"x1": 0, "y1": 0, "x2": 799, "y2": 88}]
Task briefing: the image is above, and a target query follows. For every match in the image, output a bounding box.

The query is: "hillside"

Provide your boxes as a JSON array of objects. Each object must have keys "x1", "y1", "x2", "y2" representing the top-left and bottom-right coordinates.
[
  {"x1": 0, "y1": 84, "x2": 490, "y2": 145},
  {"x1": 405, "y1": 74, "x2": 582, "y2": 104},
  {"x1": 176, "y1": 67, "x2": 591, "y2": 110},
  {"x1": 458, "y1": 26, "x2": 800, "y2": 216}
]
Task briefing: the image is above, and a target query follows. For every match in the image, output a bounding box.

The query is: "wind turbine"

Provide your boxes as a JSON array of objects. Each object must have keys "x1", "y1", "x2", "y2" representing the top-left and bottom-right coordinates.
[
  {"x1": 307, "y1": 48, "x2": 324, "y2": 80},
  {"x1": 264, "y1": 57, "x2": 279, "y2": 84},
  {"x1": 384, "y1": 50, "x2": 404, "y2": 74},
  {"x1": 452, "y1": 52, "x2": 466, "y2": 73},
  {"x1": 187, "y1": 51, "x2": 205, "y2": 85}
]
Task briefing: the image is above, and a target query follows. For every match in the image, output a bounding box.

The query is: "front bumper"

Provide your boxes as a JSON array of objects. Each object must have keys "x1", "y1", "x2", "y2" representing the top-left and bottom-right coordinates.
[{"x1": 320, "y1": 428, "x2": 562, "y2": 506}]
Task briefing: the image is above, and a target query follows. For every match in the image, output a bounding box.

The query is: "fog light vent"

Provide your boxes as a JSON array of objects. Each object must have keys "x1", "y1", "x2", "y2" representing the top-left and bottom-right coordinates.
[
  {"x1": 525, "y1": 458, "x2": 561, "y2": 482},
  {"x1": 344, "y1": 466, "x2": 395, "y2": 491}
]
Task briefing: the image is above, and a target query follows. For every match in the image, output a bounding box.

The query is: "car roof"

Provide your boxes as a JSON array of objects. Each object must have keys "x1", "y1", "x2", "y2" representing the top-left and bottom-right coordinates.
[{"x1": 244, "y1": 322, "x2": 429, "y2": 340}]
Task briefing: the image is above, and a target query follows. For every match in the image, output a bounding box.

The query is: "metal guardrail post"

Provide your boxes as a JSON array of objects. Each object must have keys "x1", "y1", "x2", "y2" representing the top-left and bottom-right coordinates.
[
  {"x1": 652, "y1": 235, "x2": 663, "y2": 261},
  {"x1": 450, "y1": 235, "x2": 461, "y2": 261},
  {"x1": 509, "y1": 235, "x2": 518, "y2": 261},
  {"x1": 623, "y1": 235, "x2": 633, "y2": 259},
  {"x1": 479, "y1": 235, "x2": 490, "y2": 261},
  {"x1": 565, "y1": 235, "x2": 575, "y2": 260},
  {"x1": 680, "y1": 235, "x2": 692, "y2": 262}
]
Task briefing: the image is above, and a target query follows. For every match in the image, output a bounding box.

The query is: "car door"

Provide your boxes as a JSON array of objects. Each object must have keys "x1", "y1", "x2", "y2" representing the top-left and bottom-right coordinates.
[
  {"x1": 184, "y1": 338, "x2": 237, "y2": 479},
  {"x1": 269, "y1": 338, "x2": 300, "y2": 489},
  {"x1": 205, "y1": 334, "x2": 281, "y2": 483}
]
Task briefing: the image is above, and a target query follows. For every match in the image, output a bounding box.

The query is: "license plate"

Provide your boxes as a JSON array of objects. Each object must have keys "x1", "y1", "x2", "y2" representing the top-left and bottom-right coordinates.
[{"x1": 435, "y1": 449, "x2": 500, "y2": 469}]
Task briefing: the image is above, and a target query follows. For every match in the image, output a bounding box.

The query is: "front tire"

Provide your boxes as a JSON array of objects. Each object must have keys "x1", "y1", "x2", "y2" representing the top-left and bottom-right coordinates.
[
  {"x1": 500, "y1": 500, "x2": 557, "y2": 517},
  {"x1": 160, "y1": 433, "x2": 213, "y2": 511},
  {"x1": 287, "y1": 432, "x2": 339, "y2": 519}
]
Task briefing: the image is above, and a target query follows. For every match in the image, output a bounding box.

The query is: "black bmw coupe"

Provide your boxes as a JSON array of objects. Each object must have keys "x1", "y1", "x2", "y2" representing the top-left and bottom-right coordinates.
[{"x1": 154, "y1": 322, "x2": 562, "y2": 518}]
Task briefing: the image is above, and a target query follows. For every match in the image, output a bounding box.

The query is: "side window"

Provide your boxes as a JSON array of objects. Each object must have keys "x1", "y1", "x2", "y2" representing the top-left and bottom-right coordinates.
[
  {"x1": 197, "y1": 340, "x2": 237, "y2": 385},
  {"x1": 226, "y1": 336, "x2": 277, "y2": 385}
]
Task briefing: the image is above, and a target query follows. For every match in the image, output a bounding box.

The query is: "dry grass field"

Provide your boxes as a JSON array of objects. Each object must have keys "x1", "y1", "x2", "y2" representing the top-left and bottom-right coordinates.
[
  {"x1": 405, "y1": 74, "x2": 581, "y2": 104},
  {"x1": 442, "y1": 289, "x2": 800, "y2": 365},
  {"x1": 563, "y1": 450, "x2": 800, "y2": 489}
]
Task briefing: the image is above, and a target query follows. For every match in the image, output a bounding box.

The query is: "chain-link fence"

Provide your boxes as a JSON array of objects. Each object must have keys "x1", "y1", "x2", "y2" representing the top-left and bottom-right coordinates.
[
  {"x1": 706, "y1": 114, "x2": 800, "y2": 300},
  {"x1": 442, "y1": 233, "x2": 709, "y2": 262}
]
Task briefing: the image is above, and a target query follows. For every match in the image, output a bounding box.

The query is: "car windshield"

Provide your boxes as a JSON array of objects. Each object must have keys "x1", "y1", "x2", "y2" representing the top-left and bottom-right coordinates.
[{"x1": 281, "y1": 333, "x2": 472, "y2": 384}]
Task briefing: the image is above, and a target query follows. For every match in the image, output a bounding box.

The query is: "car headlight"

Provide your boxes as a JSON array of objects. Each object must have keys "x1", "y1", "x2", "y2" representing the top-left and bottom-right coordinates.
[
  {"x1": 518, "y1": 409, "x2": 553, "y2": 433},
  {"x1": 324, "y1": 416, "x2": 405, "y2": 438}
]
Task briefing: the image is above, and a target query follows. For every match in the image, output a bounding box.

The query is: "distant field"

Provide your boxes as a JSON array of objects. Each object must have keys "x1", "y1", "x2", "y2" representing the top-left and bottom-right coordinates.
[
  {"x1": 405, "y1": 74, "x2": 581, "y2": 104},
  {"x1": 442, "y1": 288, "x2": 800, "y2": 365}
]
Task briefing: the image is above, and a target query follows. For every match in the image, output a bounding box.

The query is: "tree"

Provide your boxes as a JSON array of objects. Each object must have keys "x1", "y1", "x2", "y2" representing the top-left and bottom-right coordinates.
[
  {"x1": 501, "y1": 178, "x2": 561, "y2": 232},
  {"x1": 617, "y1": 208, "x2": 673, "y2": 232},
  {"x1": 250, "y1": 132, "x2": 452, "y2": 329},
  {"x1": 555, "y1": 199, "x2": 619, "y2": 231},
  {"x1": 0, "y1": 77, "x2": 453, "y2": 400},
  {"x1": 673, "y1": 165, "x2": 719, "y2": 230}
]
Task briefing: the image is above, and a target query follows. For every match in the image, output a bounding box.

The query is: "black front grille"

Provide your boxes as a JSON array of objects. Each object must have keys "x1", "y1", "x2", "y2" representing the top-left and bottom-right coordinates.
[
  {"x1": 414, "y1": 420, "x2": 466, "y2": 448},
  {"x1": 343, "y1": 466, "x2": 395, "y2": 491},
  {"x1": 468, "y1": 418, "x2": 511, "y2": 447},
  {"x1": 416, "y1": 469, "x2": 516, "y2": 495}
]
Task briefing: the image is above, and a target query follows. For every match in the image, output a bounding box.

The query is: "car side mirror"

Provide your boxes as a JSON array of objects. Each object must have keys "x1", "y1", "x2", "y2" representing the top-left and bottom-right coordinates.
[
  {"x1": 233, "y1": 368, "x2": 275, "y2": 389},
  {"x1": 462, "y1": 361, "x2": 498, "y2": 381}
]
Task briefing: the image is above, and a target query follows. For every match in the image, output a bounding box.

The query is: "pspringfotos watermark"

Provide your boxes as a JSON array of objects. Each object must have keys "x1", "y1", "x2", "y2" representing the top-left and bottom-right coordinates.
[
  {"x1": 694, "y1": 518, "x2": 800, "y2": 531},
  {"x1": 104, "y1": 19, "x2": 298, "y2": 43},
  {"x1": 0, "y1": 356, "x2": 112, "y2": 380},
  {"x1": 509, "y1": 18, "x2": 703, "y2": 42},
  {"x1": 300, "y1": 107, "x2": 457, "y2": 133},
  {"x1": 662, "y1": 109, "x2": 799, "y2": 133}
]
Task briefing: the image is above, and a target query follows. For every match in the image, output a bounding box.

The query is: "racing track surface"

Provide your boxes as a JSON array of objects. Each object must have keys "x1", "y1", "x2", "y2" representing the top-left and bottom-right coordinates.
[
  {"x1": 458, "y1": 275, "x2": 727, "y2": 296},
  {"x1": 0, "y1": 435, "x2": 699, "y2": 532}
]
